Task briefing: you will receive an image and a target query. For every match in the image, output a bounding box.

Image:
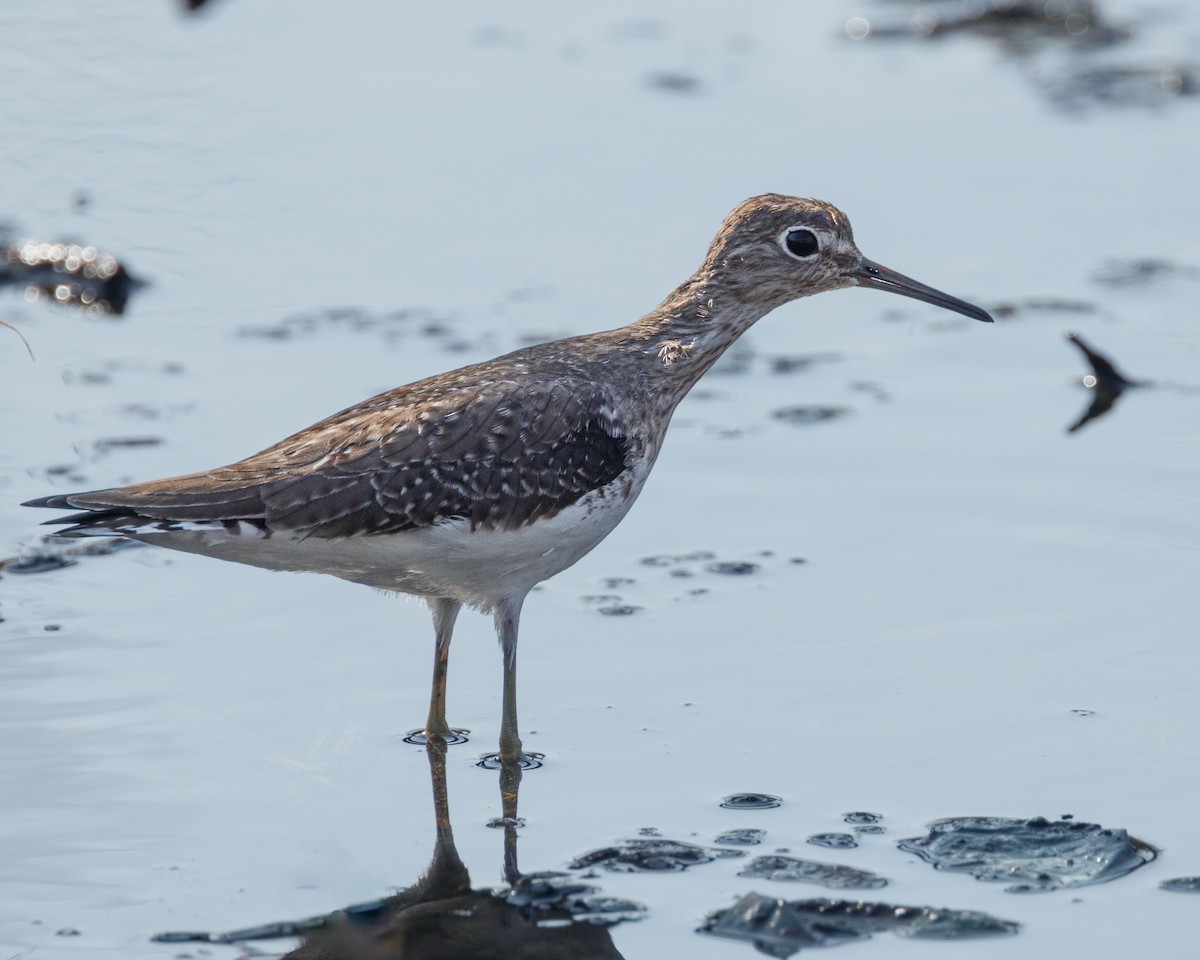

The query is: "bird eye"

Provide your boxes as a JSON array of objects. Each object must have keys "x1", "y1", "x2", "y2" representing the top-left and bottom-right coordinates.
[{"x1": 782, "y1": 227, "x2": 820, "y2": 259}]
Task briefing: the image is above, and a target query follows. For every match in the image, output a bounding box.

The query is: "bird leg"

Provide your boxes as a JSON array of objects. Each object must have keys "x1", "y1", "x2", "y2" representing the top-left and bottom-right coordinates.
[
  {"x1": 494, "y1": 595, "x2": 528, "y2": 765},
  {"x1": 425, "y1": 597, "x2": 461, "y2": 741}
]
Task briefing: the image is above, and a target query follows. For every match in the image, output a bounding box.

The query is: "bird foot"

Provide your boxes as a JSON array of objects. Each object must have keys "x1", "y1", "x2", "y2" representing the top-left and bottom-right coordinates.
[{"x1": 402, "y1": 728, "x2": 471, "y2": 746}]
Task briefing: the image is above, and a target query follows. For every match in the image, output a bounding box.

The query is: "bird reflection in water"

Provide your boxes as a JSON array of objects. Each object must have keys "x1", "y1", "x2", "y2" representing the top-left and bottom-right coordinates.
[{"x1": 154, "y1": 747, "x2": 639, "y2": 958}]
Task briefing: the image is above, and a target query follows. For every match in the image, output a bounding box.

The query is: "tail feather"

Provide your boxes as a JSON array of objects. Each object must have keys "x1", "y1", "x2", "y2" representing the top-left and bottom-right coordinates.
[{"x1": 23, "y1": 490, "x2": 210, "y2": 538}]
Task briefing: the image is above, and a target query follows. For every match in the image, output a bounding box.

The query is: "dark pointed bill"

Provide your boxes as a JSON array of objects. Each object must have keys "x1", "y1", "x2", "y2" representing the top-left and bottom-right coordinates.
[{"x1": 854, "y1": 258, "x2": 993, "y2": 323}]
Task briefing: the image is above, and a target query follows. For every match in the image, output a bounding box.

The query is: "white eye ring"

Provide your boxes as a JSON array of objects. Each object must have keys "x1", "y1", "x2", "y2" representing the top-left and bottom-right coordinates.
[{"x1": 779, "y1": 226, "x2": 821, "y2": 260}]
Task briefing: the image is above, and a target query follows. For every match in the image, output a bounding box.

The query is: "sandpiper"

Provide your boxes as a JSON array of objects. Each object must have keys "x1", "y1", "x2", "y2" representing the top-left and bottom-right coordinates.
[{"x1": 25, "y1": 195, "x2": 992, "y2": 766}]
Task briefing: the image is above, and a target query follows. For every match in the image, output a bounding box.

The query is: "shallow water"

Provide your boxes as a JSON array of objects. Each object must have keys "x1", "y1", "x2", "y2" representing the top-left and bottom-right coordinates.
[{"x1": 2, "y1": 1, "x2": 1199, "y2": 957}]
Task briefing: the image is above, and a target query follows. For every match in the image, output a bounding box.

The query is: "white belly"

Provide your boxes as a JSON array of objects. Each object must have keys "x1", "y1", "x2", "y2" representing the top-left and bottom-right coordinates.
[{"x1": 127, "y1": 462, "x2": 651, "y2": 611}]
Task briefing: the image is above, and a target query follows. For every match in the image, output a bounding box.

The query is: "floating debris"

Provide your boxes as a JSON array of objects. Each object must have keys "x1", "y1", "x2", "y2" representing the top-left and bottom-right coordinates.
[
  {"x1": 1064, "y1": 329, "x2": 1145, "y2": 434},
  {"x1": 569, "y1": 838, "x2": 743, "y2": 873},
  {"x1": 772, "y1": 405, "x2": 851, "y2": 426},
  {"x1": 716, "y1": 829, "x2": 767, "y2": 847},
  {"x1": 898, "y1": 816, "x2": 1157, "y2": 892},
  {"x1": 722, "y1": 794, "x2": 783, "y2": 810},
  {"x1": 807, "y1": 833, "x2": 858, "y2": 850},
  {"x1": 739, "y1": 855, "x2": 888, "y2": 890},
  {"x1": 701, "y1": 892, "x2": 1018, "y2": 954},
  {"x1": 1161, "y1": 877, "x2": 1200, "y2": 894},
  {"x1": 0, "y1": 318, "x2": 33, "y2": 357},
  {"x1": 0, "y1": 238, "x2": 142, "y2": 316}
]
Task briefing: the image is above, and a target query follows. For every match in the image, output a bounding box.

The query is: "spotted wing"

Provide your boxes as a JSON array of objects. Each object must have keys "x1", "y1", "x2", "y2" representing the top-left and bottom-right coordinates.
[{"x1": 25, "y1": 373, "x2": 632, "y2": 538}]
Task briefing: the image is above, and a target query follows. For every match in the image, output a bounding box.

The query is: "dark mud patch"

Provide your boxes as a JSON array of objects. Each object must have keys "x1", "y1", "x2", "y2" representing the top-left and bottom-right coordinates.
[
  {"x1": 898, "y1": 815, "x2": 1157, "y2": 892},
  {"x1": 570, "y1": 838, "x2": 744, "y2": 873},
  {"x1": 701, "y1": 892, "x2": 1018, "y2": 954},
  {"x1": 807, "y1": 833, "x2": 857, "y2": 850},
  {"x1": 739, "y1": 855, "x2": 888, "y2": 890},
  {"x1": 716, "y1": 828, "x2": 766, "y2": 847},
  {"x1": 1161, "y1": 877, "x2": 1200, "y2": 894}
]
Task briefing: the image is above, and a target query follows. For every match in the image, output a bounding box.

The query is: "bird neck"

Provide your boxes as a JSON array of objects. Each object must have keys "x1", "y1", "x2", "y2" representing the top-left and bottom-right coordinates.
[{"x1": 625, "y1": 271, "x2": 775, "y2": 400}]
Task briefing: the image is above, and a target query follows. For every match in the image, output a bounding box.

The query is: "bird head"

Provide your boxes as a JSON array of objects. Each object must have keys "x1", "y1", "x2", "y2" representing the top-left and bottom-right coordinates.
[{"x1": 704, "y1": 194, "x2": 992, "y2": 323}]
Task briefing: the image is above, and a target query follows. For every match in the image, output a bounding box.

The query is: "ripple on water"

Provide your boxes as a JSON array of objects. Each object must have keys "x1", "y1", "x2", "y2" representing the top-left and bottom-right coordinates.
[
  {"x1": 722, "y1": 793, "x2": 783, "y2": 810},
  {"x1": 898, "y1": 816, "x2": 1157, "y2": 892}
]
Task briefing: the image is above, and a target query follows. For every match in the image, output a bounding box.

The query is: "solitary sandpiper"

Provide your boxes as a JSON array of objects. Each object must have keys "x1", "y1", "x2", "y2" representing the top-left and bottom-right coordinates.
[{"x1": 25, "y1": 195, "x2": 992, "y2": 766}]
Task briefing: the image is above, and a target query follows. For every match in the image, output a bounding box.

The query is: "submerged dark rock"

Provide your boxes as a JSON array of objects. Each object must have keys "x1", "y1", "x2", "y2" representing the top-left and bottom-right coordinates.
[{"x1": 898, "y1": 815, "x2": 1157, "y2": 892}]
